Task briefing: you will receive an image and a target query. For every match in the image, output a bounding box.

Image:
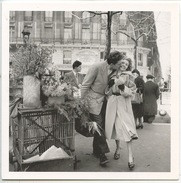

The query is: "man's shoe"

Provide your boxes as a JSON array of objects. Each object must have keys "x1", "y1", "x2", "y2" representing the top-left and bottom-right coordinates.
[
  {"x1": 92, "y1": 152, "x2": 100, "y2": 158},
  {"x1": 100, "y1": 154, "x2": 109, "y2": 166}
]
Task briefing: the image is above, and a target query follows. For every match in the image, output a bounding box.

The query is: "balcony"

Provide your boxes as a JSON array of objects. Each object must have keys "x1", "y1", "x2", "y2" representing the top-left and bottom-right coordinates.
[{"x1": 9, "y1": 37, "x2": 138, "y2": 47}]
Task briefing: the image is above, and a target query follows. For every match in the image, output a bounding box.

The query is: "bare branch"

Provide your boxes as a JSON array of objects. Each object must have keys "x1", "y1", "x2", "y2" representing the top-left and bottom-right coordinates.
[
  {"x1": 71, "y1": 12, "x2": 96, "y2": 20},
  {"x1": 112, "y1": 29, "x2": 136, "y2": 43},
  {"x1": 112, "y1": 11, "x2": 123, "y2": 16},
  {"x1": 87, "y1": 11, "x2": 108, "y2": 15}
]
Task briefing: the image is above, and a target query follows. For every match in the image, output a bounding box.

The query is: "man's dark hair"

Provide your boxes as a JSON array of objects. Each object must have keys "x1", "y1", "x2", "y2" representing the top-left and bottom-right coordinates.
[
  {"x1": 72, "y1": 60, "x2": 82, "y2": 69},
  {"x1": 132, "y1": 69, "x2": 140, "y2": 76},
  {"x1": 107, "y1": 51, "x2": 126, "y2": 65}
]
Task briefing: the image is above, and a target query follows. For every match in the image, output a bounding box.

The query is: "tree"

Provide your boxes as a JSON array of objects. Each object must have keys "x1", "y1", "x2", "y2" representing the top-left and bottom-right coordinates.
[
  {"x1": 112, "y1": 11, "x2": 157, "y2": 69},
  {"x1": 72, "y1": 11, "x2": 122, "y2": 60},
  {"x1": 72, "y1": 11, "x2": 160, "y2": 73}
]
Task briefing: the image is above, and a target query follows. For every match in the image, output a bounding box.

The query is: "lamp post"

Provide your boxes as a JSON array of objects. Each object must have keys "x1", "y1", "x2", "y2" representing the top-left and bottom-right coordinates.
[{"x1": 22, "y1": 25, "x2": 30, "y2": 44}]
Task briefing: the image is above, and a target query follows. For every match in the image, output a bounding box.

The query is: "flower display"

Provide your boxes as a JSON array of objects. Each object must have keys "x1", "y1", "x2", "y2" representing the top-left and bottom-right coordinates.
[
  {"x1": 41, "y1": 74, "x2": 72, "y2": 97},
  {"x1": 10, "y1": 44, "x2": 55, "y2": 81}
]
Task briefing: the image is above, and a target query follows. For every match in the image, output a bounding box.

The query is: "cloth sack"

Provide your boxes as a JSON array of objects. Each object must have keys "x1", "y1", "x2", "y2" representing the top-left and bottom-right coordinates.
[{"x1": 75, "y1": 118, "x2": 94, "y2": 137}]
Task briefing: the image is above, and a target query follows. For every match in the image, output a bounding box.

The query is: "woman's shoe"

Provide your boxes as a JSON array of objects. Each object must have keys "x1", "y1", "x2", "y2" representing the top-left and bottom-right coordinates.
[
  {"x1": 139, "y1": 124, "x2": 143, "y2": 129},
  {"x1": 114, "y1": 152, "x2": 120, "y2": 160},
  {"x1": 128, "y1": 158, "x2": 135, "y2": 170}
]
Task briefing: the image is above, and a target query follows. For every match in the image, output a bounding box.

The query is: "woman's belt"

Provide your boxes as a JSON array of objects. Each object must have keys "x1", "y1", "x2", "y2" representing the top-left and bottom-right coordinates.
[{"x1": 112, "y1": 92, "x2": 121, "y2": 96}]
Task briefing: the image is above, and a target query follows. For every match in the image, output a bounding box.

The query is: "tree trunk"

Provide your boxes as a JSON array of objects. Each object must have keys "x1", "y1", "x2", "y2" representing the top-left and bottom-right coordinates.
[
  {"x1": 134, "y1": 41, "x2": 138, "y2": 69},
  {"x1": 104, "y1": 12, "x2": 112, "y2": 60}
]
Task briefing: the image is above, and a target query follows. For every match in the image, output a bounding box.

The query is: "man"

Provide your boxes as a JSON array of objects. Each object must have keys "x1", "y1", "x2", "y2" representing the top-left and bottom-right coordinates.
[
  {"x1": 64, "y1": 60, "x2": 84, "y2": 89},
  {"x1": 81, "y1": 51, "x2": 126, "y2": 166},
  {"x1": 143, "y1": 74, "x2": 160, "y2": 123}
]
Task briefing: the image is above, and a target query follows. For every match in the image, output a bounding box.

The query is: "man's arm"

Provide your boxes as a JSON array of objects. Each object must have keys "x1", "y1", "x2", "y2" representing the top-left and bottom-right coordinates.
[{"x1": 81, "y1": 65, "x2": 98, "y2": 98}]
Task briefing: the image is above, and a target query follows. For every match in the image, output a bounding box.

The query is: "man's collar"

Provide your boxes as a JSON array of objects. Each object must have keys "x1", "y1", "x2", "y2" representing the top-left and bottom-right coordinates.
[{"x1": 72, "y1": 70, "x2": 77, "y2": 76}]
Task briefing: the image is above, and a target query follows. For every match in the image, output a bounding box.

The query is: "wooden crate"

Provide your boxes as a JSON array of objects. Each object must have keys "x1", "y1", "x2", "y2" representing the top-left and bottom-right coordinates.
[{"x1": 12, "y1": 107, "x2": 75, "y2": 171}]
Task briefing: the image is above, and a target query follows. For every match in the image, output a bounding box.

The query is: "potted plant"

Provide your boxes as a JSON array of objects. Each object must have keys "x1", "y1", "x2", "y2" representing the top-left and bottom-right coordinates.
[{"x1": 10, "y1": 44, "x2": 55, "y2": 108}]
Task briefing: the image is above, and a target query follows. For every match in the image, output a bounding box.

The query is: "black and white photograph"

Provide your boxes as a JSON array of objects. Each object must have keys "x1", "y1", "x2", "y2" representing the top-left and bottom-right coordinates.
[{"x1": 1, "y1": 1, "x2": 180, "y2": 181}]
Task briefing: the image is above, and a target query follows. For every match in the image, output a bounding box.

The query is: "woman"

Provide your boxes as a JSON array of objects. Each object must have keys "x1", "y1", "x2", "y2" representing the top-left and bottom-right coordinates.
[
  {"x1": 105, "y1": 58, "x2": 138, "y2": 170},
  {"x1": 131, "y1": 69, "x2": 145, "y2": 129}
]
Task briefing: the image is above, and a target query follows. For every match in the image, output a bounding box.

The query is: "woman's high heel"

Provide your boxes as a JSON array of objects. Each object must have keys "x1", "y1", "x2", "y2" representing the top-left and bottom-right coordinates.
[
  {"x1": 128, "y1": 158, "x2": 135, "y2": 170},
  {"x1": 139, "y1": 124, "x2": 143, "y2": 129},
  {"x1": 136, "y1": 124, "x2": 143, "y2": 129}
]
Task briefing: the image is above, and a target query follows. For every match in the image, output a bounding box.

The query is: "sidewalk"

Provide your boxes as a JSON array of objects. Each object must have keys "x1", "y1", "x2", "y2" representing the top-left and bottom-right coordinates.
[
  {"x1": 153, "y1": 92, "x2": 171, "y2": 123},
  {"x1": 74, "y1": 123, "x2": 170, "y2": 172},
  {"x1": 9, "y1": 123, "x2": 170, "y2": 172},
  {"x1": 9, "y1": 92, "x2": 171, "y2": 172}
]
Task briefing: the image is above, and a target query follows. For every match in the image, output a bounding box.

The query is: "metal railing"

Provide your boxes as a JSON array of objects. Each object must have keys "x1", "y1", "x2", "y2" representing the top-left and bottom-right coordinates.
[{"x1": 10, "y1": 37, "x2": 140, "y2": 47}]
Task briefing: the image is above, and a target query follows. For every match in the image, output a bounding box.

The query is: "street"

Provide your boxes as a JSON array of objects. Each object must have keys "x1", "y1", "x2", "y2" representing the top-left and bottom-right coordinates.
[
  {"x1": 9, "y1": 92, "x2": 171, "y2": 172},
  {"x1": 74, "y1": 123, "x2": 170, "y2": 172}
]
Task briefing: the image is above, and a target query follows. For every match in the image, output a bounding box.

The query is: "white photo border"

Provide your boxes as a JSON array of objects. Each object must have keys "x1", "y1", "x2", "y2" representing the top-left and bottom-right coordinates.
[{"x1": 1, "y1": 1, "x2": 180, "y2": 180}]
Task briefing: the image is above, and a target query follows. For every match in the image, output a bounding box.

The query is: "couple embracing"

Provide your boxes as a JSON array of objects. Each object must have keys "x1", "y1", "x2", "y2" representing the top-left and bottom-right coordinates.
[{"x1": 81, "y1": 51, "x2": 138, "y2": 170}]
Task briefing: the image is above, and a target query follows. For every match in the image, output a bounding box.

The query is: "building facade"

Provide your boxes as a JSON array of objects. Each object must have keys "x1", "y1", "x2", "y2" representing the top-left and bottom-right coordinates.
[{"x1": 9, "y1": 11, "x2": 156, "y2": 80}]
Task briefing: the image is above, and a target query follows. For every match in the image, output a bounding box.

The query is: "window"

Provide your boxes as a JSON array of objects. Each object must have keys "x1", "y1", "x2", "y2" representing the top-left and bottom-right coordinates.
[
  {"x1": 100, "y1": 51, "x2": 105, "y2": 59},
  {"x1": 92, "y1": 23, "x2": 100, "y2": 40},
  {"x1": 64, "y1": 28, "x2": 72, "y2": 43},
  {"x1": 82, "y1": 12, "x2": 90, "y2": 24},
  {"x1": 82, "y1": 29, "x2": 90, "y2": 43},
  {"x1": 45, "y1": 11, "x2": 53, "y2": 22},
  {"x1": 101, "y1": 14, "x2": 107, "y2": 25},
  {"x1": 63, "y1": 50, "x2": 72, "y2": 64},
  {"x1": 120, "y1": 12, "x2": 127, "y2": 26},
  {"x1": 24, "y1": 11, "x2": 33, "y2": 21},
  {"x1": 118, "y1": 32, "x2": 127, "y2": 44},
  {"x1": 101, "y1": 29, "x2": 106, "y2": 43},
  {"x1": 138, "y1": 53, "x2": 143, "y2": 66},
  {"x1": 9, "y1": 26, "x2": 15, "y2": 41},
  {"x1": 74, "y1": 23, "x2": 80, "y2": 39},
  {"x1": 64, "y1": 11, "x2": 72, "y2": 23},
  {"x1": 10, "y1": 11, "x2": 15, "y2": 21}
]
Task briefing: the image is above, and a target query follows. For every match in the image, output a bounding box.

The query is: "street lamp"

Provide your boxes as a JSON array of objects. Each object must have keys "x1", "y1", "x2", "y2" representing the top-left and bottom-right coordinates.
[{"x1": 22, "y1": 25, "x2": 30, "y2": 44}]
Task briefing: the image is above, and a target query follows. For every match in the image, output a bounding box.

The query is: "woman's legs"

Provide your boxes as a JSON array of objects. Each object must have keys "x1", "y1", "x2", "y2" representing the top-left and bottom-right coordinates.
[
  {"x1": 115, "y1": 140, "x2": 121, "y2": 152},
  {"x1": 138, "y1": 117, "x2": 144, "y2": 128},
  {"x1": 135, "y1": 118, "x2": 139, "y2": 129},
  {"x1": 127, "y1": 140, "x2": 134, "y2": 163},
  {"x1": 114, "y1": 140, "x2": 121, "y2": 159}
]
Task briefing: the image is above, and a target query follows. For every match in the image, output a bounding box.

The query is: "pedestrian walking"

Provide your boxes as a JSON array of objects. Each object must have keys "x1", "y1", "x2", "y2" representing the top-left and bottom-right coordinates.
[
  {"x1": 131, "y1": 69, "x2": 145, "y2": 129},
  {"x1": 81, "y1": 51, "x2": 125, "y2": 166},
  {"x1": 143, "y1": 74, "x2": 160, "y2": 123},
  {"x1": 105, "y1": 57, "x2": 138, "y2": 170}
]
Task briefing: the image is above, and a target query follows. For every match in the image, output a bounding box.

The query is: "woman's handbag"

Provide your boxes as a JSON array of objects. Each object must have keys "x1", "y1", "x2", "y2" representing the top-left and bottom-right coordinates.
[{"x1": 131, "y1": 92, "x2": 143, "y2": 104}]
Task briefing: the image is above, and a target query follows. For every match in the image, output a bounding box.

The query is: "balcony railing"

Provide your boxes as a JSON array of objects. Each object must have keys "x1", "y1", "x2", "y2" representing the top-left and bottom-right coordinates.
[{"x1": 9, "y1": 37, "x2": 140, "y2": 47}]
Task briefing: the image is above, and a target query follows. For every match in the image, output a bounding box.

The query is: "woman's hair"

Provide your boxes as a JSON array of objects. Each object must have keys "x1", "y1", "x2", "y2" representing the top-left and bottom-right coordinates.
[
  {"x1": 124, "y1": 58, "x2": 132, "y2": 71},
  {"x1": 107, "y1": 51, "x2": 126, "y2": 65},
  {"x1": 132, "y1": 69, "x2": 140, "y2": 76}
]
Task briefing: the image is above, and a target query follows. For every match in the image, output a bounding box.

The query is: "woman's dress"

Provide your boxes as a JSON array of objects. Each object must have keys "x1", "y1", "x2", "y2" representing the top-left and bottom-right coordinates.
[{"x1": 105, "y1": 72, "x2": 138, "y2": 142}]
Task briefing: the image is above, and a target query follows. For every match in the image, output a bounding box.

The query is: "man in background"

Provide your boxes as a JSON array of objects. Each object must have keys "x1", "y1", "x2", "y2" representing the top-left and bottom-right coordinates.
[
  {"x1": 143, "y1": 74, "x2": 160, "y2": 123},
  {"x1": 64, "y1": 60, "x2": 84, "y2": 89}
]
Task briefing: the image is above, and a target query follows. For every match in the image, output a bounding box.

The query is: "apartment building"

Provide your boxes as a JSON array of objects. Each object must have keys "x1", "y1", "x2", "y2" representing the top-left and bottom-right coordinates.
[{"x1": 9, "y1": 11, "x2": 156, "y2": 79}]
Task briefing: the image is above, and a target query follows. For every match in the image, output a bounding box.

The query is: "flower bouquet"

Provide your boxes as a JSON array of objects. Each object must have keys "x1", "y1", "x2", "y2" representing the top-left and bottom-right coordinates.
[{"x1": 41, "y1": 72, "x2": 73, "y2": 106}]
